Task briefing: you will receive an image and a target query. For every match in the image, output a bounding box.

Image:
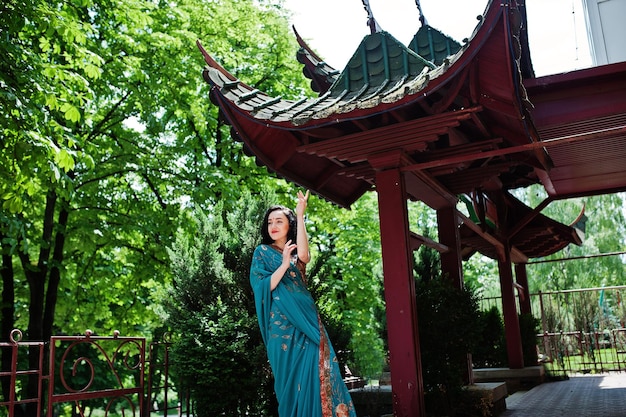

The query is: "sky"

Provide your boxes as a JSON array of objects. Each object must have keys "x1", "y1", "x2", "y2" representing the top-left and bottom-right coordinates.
[{"x1": 282, "y1": 0, "x2": 593, "y2": 77}]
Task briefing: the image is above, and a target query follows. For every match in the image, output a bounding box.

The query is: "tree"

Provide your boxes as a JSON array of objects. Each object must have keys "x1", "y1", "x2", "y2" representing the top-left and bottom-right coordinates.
[
  {"x1": 515, "y1": 186, "x2": 626, "y2": 291},
  {"x1": 1, "y1": 0, "x2": 310, "y2": 411}
]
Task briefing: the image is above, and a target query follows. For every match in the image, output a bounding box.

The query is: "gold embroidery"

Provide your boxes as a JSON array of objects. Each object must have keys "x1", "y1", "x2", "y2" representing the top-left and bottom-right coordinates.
[{"x1": 335, "y1": 403, "x2": 350, "y2": 417}]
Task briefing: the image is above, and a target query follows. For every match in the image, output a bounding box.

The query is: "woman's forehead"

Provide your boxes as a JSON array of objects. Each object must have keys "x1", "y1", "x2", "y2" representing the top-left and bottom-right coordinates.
[{"x1": 268, "y1": 210, "x2": 288, "y2": 221}]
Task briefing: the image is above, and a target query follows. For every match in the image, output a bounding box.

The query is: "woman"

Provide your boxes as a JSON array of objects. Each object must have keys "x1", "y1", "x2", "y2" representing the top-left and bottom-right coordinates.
[{"x1": 249, "y1": 190, "x2": 356, "y2": 417}]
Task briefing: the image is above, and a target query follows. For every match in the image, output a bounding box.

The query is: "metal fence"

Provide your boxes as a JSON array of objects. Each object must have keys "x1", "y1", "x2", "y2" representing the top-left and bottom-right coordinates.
[
  {"x1": 0, "y1": 329, "x2": 186, "y2": 417},
  {"x1": 480, "y1": 285, "x2": 626, "y2": 375}
]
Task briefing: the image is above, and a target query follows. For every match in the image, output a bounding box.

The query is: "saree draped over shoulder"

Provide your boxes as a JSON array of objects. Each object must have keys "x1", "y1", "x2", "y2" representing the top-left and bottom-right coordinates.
[{"x1": 250, "y1": 244, "x2": 356, "y2": 417}]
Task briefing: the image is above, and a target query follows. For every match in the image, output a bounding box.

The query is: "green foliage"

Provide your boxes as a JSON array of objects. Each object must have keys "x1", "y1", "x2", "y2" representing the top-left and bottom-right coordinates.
[
  {"x1": 1, "y1": 0, "x2": 311, "y2": 410},
  {"x1": 519, "y1": 313, "x2": 540, "y2": 366},
  {"x1": 516, "y1": 186, "x2": 626, "y2": 292},
  {"x1": 414, "y1": 247, "x2": 482, "y2": 416},
  {"x1": 462, "y1": 255, "x2": 500, "y2": 299},
  {"x1": 472, "y1": 307, "x2": 507, "y2": 368},
  {"x1": 306, "y1": 193, "x2": 386, "y2": 379},
  {"x1": 470, "y1": 309, "x2": 539, "y2": 370},
  {"x1": 416, "y1": 277, "x2": 482, "y2": 391},
  {"x1": 413, "y1": 226, "x2": 441, "y2": 282},
  {"x1": 1, "y1": 0, "x2": 309, "y2": 337},
  {"x1": 163, "y1": 192, "x2": 275, "y2": 416}
]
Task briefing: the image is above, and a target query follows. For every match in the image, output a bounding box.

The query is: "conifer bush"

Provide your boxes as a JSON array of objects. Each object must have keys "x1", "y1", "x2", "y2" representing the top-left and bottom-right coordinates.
[
  {"x1": 413, "y1": 243, "x2": 482, "y2": 416},
  {"x1": 472, "y1": 306, "x2": 507, "y2": 368},
  {"x1": 162, "y1": 193, "x2": 275, "y2": 416}
]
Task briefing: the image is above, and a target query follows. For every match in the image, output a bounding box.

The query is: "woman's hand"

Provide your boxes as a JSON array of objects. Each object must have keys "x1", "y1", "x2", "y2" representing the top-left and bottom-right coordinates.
[
  {"x1": 295, "y1": 190, "x2": 309, "y2": 218},
  {"x1": 271, "y1": 240, "x2": 297, "y2": 291},
  {"x1": 282, "y1": 240, "x2": 297, "y2": 266}
]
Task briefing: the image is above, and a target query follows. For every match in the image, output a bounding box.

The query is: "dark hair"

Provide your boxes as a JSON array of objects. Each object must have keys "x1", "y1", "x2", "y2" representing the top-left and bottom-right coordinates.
[{"x1": 260, "y1": 205, "x2": 297, "y2": 245}]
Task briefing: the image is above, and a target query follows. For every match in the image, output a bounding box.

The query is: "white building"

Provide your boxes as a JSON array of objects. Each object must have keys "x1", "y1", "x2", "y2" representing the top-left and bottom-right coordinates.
[{"x1": 582, "y1": 0, "x2": 626, "y2": 65}]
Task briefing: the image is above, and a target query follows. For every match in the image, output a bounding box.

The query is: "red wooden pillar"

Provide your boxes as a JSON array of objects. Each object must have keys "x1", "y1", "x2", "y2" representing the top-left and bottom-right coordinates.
[
  {"x1": 437, "y1": 206, "x2": 463, "y2": 289},
  {"x1": 375, "y1": 167, "x2": 425, "y2": 417},
  {"x1": 515, "y1": 263, "x2": 532, "y2": 315},
  {"x1": 498, "y1": 247, "x2": 524, "y2": 369}
]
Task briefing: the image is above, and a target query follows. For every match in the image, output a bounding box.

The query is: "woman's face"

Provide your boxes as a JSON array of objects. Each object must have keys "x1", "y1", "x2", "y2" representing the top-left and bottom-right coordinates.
[{"x1": 267, "y1": 210, "x2": 290, "y2": 245}]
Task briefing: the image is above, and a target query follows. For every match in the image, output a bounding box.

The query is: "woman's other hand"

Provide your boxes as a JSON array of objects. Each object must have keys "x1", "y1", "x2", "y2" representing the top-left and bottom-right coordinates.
[{"x1": 296, "y1": 190, "x2": 309, "y2": 218}]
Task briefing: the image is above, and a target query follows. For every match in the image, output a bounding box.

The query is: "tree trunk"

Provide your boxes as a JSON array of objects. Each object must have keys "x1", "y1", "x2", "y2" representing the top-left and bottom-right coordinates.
[
  {"x1": 43, "y1": 206, "x2": 69, "y2": 341},
  {"x1": 1, "y1": 232, "x2": 16, "y2": 402},
  {"x1": 23, "y1": 191, "x2": 57, "y2": 416}
]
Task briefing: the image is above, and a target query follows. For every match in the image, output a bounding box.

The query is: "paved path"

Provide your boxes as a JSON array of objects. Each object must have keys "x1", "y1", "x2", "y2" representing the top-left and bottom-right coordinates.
[{"x1": 501, "y1": 373, "x2": 626, "y2": 417}]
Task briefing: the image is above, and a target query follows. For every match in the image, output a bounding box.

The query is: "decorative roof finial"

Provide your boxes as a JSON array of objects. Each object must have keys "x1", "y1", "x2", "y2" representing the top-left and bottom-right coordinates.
[
  {"x1": 361, "y1": 0, "x2": 382, "y2": 34},
  {"x1": 415, "y1": 0, "x2": 428, "y2": 27}
]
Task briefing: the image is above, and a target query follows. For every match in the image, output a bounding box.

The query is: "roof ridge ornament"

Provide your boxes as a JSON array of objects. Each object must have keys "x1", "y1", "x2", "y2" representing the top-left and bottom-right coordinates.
[
  {"x1": 415, "y1": 0, "x2": 428, "y2": 27},
  {"x1": 361, "y1": 0, "x2": 382, "y2": 34}
]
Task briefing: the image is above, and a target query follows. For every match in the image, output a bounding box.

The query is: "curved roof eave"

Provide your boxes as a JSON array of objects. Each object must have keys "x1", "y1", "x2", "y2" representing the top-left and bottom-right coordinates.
[{"x1": 196, "y1": 1, "x2": 533, "y2": 207}]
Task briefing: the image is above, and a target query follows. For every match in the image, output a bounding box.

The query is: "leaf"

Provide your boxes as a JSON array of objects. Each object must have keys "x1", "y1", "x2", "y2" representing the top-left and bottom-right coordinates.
[
  {"x1": 56, "y1": 149, "x2": 75, "y2": 171},
  {"x1": 45, "y1": 93, "x2": 59, "y2": 110},
  {"x1": 84, "y1": 63, "x2": 102, "y2": 79},
  {"x1": 48, "y1": 160, "x2": 61, "y2": 182},
  {"x1": 64, "y1": 104, "x2": 81, "y2": 123},
  {"x1": 39, "y1": 36, "x2": 51, "y2": 52},
  {"x1": 2, "y1": 194, "x2": 24, "y2": 214}
]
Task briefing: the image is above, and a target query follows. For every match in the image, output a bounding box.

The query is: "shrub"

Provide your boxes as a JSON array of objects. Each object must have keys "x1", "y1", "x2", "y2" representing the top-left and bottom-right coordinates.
[
  {"x1": 519, "y1": 313, "x2": 540, "y2": 366},
  {"x1": 163, "y1": 193, "x2": 275, "y2": 416},
  {"x1": 472, "y1": 307, "x2": 507, "y2": 368},
  {"x1": 416, "y1": 277, "x2": 482, "y2": 416}
]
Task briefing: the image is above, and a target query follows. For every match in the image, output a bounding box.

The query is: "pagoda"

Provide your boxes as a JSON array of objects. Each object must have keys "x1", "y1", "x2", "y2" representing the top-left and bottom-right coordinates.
[{"x1": 197, "y1": 0, "x2": 626, "y2": 415}]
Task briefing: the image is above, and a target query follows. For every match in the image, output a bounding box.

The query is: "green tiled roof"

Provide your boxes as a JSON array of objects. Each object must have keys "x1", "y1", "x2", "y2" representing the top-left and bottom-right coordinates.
[
  {"x1": 328, "y1": 31, "x2": 436, "y2": 99},
  {"x1": 408, "y1": 25, "x2": 462, "y2": 66}
]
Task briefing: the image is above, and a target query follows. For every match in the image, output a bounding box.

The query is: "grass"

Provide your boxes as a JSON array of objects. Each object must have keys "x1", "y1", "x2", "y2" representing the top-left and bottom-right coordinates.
[{"x1": 543, "y1": 347, "x2": 626, "y2": 374}]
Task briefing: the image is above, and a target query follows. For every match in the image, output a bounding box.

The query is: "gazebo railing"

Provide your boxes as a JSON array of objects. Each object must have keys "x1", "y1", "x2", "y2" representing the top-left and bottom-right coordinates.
[{"x1": 479, "y1": 285, "x2": 626, "y2": 374}]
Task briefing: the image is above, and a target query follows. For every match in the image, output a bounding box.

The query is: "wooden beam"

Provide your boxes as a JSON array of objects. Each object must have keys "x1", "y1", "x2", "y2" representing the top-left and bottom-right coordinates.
[
  {"x1": 438, "y1": 206, "x2": 463, "y2": 288},
  {"x1": 404, "y1": 170, "x2": 458, "y2": 210},
  {"x1": 400, "y1": 124, "x2": 626, "y2": 173},
  {"x1": 296, "y1": 107, "x2": 481, "y2": 162},
  {"x1": 457, "y1": 211, "x2": 528, "y2": 263},
  {"x1": 409, "y1": 232, "x2": 449, "y2": 253}
]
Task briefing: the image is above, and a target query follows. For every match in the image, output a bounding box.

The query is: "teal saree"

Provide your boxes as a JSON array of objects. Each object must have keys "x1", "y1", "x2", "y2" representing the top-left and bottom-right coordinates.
[{"x1": 250, "y1": 244, "x2": 356, "y2": 417}]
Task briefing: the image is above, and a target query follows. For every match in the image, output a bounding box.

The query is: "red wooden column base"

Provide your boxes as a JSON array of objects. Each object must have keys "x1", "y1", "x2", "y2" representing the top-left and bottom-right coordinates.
[{"x1": 375, "y1": 168, "x2": 425, "y2": 417}]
